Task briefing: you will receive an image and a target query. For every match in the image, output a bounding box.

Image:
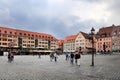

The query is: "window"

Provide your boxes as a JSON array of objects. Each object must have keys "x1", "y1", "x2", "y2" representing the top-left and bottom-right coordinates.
[
  {"x1": 13, "y1": 36, "x2": 17, "y2": 38},
  {"x1": 2, "y1": 34, "x2": 7, "y2": 37},
  {"x1": 27, "y1": 44, "x2": 30, "y2": 47},
  {"x1": 8, "y1": 39, "x2": 12, "y2": 41},
  {"x1": 3, "y1": 38, "x2": 7, "y2": 41},
  {"x1": 39, "y1": 35, "x2": 41, "y2": 38},
  {"x1": 2, "y1": 43, "x2": 7, "y2": 45},
  {"x1": 13, "y1": 40, "x2": 16, "y2": 42},
  {"x1": 28, "y1": 34, "x2": 30, "y2": 36},
  {"x1": 19, "y1": 33, "x2": 22, "y2": 36},
  {"x1": 31, "y1": 41, "x2": 34, "y2": 43},
  {"x1": 23, "y1": 44, "x2": 26, "y2": 46},
  {"x1": 24, "y1": 33, "x2": 26, "y2": 36},
  {"x1": 4, "y1": 31, "x2": 7, "y2": 33},
  {"x1": 31, "y1": 38, "x2": 34, "y2": 40},
  {"x1": 8, "y1": 35, "x2": 12, "y2": 37},
  {"x1": 119, "y1": 31, "x2": 120, "y2": 34},
  {"x1": 14, "y1": 32, "x2": 17, "y2": 35},
  {"x1": 32, "y1": 34, "x2": 34, "y2": 37},
  {"x1": 99, "y1": 39, "x2": 102, "y2": 41},
  {"x1": 10, "y1": 32, "x2": 12, "y2": 34},
  {"x1": 36, "y1": 35, "x2": 38, "y2": 37}
]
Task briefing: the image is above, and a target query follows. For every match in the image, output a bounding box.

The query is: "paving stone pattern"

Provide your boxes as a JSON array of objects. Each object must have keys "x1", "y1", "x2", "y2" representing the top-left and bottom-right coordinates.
[{"x1": 0, "y1": 54, "x2": 120, "y2": 80}]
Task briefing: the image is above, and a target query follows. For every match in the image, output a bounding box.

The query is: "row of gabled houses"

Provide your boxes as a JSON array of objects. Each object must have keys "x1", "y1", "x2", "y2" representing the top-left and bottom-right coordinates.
[
  {"x1": 63, "y1": 32, "x2": 92, "y2": 53},
  {"x1": 0, "y1": 24, "x2": 120, "y2": 55},
  {"x1": 61, "y1": 24, "x2": 120, "y2": 54}
]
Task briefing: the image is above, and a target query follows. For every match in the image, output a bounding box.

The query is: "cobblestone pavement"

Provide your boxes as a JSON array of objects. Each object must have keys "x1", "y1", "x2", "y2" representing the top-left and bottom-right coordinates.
[{"x1": 0, "y1": 54, "x2": 120, "y2": 80}]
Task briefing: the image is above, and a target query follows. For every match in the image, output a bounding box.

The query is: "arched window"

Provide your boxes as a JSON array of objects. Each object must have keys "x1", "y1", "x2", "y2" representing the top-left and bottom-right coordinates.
[
  {"x1": 4, "y1": 31, "x2": 7, "y2": 33},
  {"x1": 24, "y1": 33, "x2": 26, "y2": 36},
  {"x1": 10, "y1": 32, "x2": 12, "y2": 34},
  {"x1": 14, "y1": 32, "x2": 17, "y2": 35},
  {"x1": 19, "y1": 33, "x2": 22, "y2": 36}
]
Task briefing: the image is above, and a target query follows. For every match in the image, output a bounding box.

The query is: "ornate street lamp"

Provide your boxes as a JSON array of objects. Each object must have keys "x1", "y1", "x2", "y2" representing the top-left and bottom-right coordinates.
[
  {"x1": 88, "y1": 27, "x2": 95, "y2": 66},
  {"x1": 91, "y1": 27, "x2": 95, "y2": 35},
  {"x1": 91, "y1": 27, "x2": 95, "y2": 66}
]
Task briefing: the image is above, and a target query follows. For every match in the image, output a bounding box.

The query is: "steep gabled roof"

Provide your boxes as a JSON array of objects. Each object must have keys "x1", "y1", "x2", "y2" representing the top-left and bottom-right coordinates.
[
  {"x1": 58, "y1": 40, "x2": 64, "y2": 45},
  {"x1": 58, "y1": 40, "x2": 64, "y2": 43},
  {"x1": 64, "y1": 35, "x2": 77, "y2": 43},
  {"x1": 98, "y1": 26, "x2": 114, "y2": 37},
  {"x1": 80, "y1": 32, "x2": 89, "y2": 39}
]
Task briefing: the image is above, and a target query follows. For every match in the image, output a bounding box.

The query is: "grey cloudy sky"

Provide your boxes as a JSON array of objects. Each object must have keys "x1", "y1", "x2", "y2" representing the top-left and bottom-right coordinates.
[{"x1": 0, "y1": 0, "x2": 120, "y2": 39}]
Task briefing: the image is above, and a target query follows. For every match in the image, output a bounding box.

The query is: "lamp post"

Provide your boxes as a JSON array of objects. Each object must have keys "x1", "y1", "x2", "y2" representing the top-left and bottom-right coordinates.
[{"x1": 89, "y1": 27, "x2": 95, "y2": 66}]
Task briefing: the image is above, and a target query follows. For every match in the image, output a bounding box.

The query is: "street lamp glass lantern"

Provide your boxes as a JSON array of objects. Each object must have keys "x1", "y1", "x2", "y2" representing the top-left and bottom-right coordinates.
[{"x1": 91, "y1": 27, "x2": 95, "y2": 34}]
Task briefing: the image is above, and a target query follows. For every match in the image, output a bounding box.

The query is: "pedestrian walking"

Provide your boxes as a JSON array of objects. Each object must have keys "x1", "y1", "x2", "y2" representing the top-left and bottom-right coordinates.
[
  {"x1": 70, "y1": 52, "x2": 74, "y2": 64},
  {"x1": 38, "y1": 52, "x2": 41, "y2": 58},
  {"x1": 54, "y1": 52, "x2": 58, "y2": 62},
  {"x1": 65, "y1": 52, "x2": 69, "y2": 61},
  {"x1": 11, "y1": 52, "x2": 14, "y2": 61},
  {"x1": 50, "y1": 52, "x2": 54, "y2": 62},
  {"x1": 77, "y1": 52, "x2": 81, "y2": 67},
  {"x1": 8, "y1": 52, "x2": 11, "y2": 62},
  {"x1": 75, "y1": 51, "x2": 78, "y2": 65},
  {"x1": 68, "y1": 53, "x2": 70, "y2": 61},
  {"x1": 8, "y1": 51, "x2": 14, "y2": 62}
]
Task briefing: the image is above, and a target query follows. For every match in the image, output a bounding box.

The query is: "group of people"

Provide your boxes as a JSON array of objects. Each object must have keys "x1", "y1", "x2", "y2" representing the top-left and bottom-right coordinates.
[
  {"x1": 65, "y1": 51, "x2": 81, "y2": 66},
  {"x1": 7, "y1": 51, "x2": 81, "y2": 65},
  {"x1": 8, "y1": 51, "x2": 14, "y2": 62},
  {"x1": 49, "y1": 52, "x2": 58, "y2": 62}
]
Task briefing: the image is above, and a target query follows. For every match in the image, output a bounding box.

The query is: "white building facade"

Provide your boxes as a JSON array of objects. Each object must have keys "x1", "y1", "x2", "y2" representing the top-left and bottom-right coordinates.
[
  {"x1": 63, "y1": 35, "x2": 76, "y2": 52},
  {"x1": 75, "y1": 32, "x2": 92, "y2": 54}
]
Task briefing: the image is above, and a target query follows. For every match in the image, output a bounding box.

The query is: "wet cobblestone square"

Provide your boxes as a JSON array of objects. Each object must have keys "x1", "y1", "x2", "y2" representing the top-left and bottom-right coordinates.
[{"x1": 0, "y1": 54, "x2": 120, "y2": 80}]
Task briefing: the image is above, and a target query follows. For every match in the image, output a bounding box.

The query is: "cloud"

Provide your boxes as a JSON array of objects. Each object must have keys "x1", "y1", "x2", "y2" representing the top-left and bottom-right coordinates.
[
  {"x1": 105, "y1": 0, "x2": 120, "y2": 25},
  {"x1": 0, "y1": 0, "x2": 120, "y2": 39},
  {"x1": 76, "y1": 0, "x2": 120, "y2": 26}
]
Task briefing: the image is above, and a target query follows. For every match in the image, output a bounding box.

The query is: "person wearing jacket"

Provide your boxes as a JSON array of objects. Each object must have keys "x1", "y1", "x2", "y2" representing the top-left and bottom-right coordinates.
[
  {"x1": 70, "y1": 52, "x2": 74, "y2": 64},
  {"x1": 54, "y1": 52, "x2": 58, "y2": 62},
  {"x1": 77, "y1": 52, "x2": 81, "y2": 67}
]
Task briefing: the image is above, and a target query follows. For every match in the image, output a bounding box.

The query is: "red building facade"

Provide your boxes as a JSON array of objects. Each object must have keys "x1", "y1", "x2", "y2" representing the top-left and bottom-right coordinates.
[{"x1": 0, "y1": 26, "x2": 58, "y2": 53}]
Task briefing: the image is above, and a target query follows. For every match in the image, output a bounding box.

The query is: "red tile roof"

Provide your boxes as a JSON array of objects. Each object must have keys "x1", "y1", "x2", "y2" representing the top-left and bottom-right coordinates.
[
  {"x1": 98, "y1": 26, "x2": 114, "y2": 37},
  {"x1": 0, "y1": 26, "x2": 58, "y2": 40},
  {"x1": 80, "y1": 32, "x2": 88, "y2": 39},
  {"x1": 64, "y1": 35, "x2": 77, "y2": 43}
]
